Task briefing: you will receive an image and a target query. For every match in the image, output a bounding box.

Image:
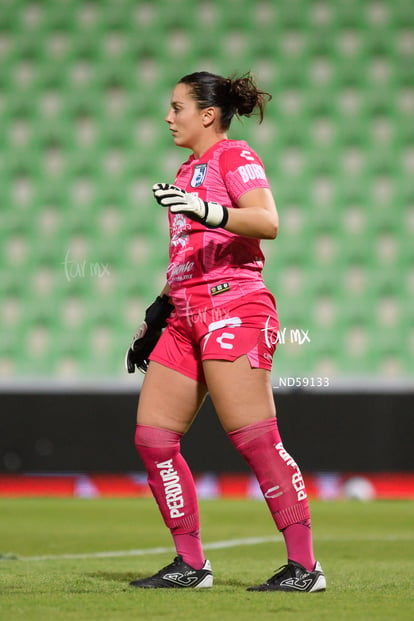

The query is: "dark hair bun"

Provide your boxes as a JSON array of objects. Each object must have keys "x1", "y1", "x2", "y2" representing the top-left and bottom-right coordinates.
[{"x1": 228, "y1": 74, "x2": 271, "y2": 121}]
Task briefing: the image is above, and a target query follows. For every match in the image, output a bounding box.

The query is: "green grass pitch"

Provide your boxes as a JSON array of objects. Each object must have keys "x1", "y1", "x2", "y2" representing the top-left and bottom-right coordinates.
[{"x1": 0, "y1": 497, "x2": 413, "y2": 621}]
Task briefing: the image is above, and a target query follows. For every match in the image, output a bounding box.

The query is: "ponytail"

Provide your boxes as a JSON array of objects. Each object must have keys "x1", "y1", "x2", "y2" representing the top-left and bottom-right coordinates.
[{"x1": 179, "y1": 71, "x2": 272, "y2": 130}]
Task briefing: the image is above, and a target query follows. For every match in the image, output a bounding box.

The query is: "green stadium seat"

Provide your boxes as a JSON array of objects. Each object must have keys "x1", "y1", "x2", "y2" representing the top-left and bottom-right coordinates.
[{"x1": 0, "y1": 0, "x2": 412, "y2": 380}]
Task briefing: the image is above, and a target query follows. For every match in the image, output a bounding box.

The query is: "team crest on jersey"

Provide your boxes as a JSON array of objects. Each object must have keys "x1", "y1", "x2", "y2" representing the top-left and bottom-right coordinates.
[{"x1": 190, "y1": 163, "x2": 208, "y2": 187}]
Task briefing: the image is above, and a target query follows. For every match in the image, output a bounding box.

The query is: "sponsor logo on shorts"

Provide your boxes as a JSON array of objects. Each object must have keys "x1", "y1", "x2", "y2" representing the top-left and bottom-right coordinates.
[
  {"x1": 216, "y1": 332, "x2": 235, "y2": 350},
  {"x1": 202, "y1": 316, "x2": 242, "y2": 351}
]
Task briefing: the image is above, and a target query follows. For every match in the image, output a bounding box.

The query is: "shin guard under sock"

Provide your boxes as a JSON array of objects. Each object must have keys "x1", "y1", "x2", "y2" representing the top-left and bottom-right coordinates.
[
  {"x1": 227, "y1": 418, "x2": 315, "y2": 568},
  {"x1": 134, "y1": 424, "x2": 204, "y2": 569}
]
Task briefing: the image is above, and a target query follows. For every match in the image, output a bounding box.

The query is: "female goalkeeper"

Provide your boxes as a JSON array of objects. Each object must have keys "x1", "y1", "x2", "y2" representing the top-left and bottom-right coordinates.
[{"x1": 126, "y1": 71, "x2": 326, "y2": 592}]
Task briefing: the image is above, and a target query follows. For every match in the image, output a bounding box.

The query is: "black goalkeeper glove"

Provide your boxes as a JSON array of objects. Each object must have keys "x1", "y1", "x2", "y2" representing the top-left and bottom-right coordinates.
[
  {"x1": 153, "y1": 183, "x2": 229, "y2": 229},
  {"x1": 125, "y1": 294, "x2": 174, "y2": 374}
]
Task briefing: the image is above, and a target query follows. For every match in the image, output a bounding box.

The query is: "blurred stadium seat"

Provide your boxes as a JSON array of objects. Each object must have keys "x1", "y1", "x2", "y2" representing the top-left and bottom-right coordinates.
[{"x1": 0, "y1": 0, "x2": 412, "y2": 380}]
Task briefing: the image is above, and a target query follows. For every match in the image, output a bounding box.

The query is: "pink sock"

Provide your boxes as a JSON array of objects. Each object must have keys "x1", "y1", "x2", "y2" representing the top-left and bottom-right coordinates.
[
  {"x1": 227, "y1": 418, "x2": 315, "y2": 569},
  {"x1": 172, "y1": 530, "x2": 204, "y2": 569},
  {"x1": 282, "y1": 520, "x2": 315, "y2": 571},
  {"x1": 135, "y1": 424, "x2": 204, "y2": 569}
]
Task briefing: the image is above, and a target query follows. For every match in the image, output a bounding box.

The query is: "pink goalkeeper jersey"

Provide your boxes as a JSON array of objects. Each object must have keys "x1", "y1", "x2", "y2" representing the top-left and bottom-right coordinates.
[{"x1": 167, "y1": 139, "x2": 271, "y2": 316}]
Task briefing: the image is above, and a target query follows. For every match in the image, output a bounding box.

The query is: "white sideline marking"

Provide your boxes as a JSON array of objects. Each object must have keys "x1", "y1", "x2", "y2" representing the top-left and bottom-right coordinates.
[
  {"x1": 7, "y1": 536, "x2": 282, "y2": 562},
  {"x1": 4, "y1": 533, "x2": 413, "y2": 562}
]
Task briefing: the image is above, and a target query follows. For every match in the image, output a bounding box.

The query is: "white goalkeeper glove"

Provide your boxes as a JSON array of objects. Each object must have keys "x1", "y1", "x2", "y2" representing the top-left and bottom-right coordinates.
[{"x1": 153, "y1": 183, "x2": 229, "y2": 229}]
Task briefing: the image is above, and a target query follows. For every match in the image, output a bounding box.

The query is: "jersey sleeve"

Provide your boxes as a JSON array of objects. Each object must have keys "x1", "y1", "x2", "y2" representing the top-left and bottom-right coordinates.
[{"x1": 219, "y1": 145, "x2": 270, "y2": 204}]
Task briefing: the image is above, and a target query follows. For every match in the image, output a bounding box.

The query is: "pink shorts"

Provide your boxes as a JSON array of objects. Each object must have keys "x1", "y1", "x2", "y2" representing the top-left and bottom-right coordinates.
[{"x1": 149, "y1": 289, "x2": 280, "y2": 384}]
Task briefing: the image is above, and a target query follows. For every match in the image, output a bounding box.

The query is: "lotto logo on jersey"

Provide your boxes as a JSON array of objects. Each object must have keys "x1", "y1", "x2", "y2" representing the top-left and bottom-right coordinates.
[
  {"x1": 190, "y1": 163, "x2": 208, "y2": 187},
  {"x1": 238, "y1": 163, "x2": 266, "y2": 183}
]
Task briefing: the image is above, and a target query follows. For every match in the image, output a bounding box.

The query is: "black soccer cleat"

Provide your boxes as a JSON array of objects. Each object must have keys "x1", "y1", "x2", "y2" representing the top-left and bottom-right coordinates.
[
  {"x1": 129, "y1": 555, "x2": 213, "y2": 589},
  {"x1": 247, "y1": 560, "x2": 326, "y2": 592}
]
